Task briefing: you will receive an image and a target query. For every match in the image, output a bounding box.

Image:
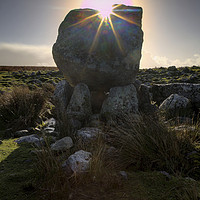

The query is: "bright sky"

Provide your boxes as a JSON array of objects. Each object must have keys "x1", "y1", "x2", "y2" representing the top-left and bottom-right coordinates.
[{"x1": 0, "y1": 0, "x2": 200, "y2": 68}]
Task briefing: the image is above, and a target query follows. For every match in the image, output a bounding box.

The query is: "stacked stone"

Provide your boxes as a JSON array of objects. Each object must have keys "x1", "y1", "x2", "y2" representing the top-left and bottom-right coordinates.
[{"x1": 52, "y1": 5, "x2": 151, "y2": 125}]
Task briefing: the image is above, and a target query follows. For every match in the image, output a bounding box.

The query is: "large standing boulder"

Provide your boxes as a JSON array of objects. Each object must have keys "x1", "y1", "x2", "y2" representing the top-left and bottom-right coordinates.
[
  {"x1": 67, "y1": 83, "x2": 92, "y2": 121},
  {"x1": 101, "y1": 84, "x2": 138, "y2": 120},
  {"x1": 53, "y1": 5, "x2": 143, "y2": 92},
  {"x1": 159, "y1": 94, "x2": 192, "y2": 119}
]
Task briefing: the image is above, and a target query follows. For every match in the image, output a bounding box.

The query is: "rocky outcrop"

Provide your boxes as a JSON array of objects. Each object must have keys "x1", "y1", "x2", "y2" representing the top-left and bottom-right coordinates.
[
  {"x1": 152, "y1": 83, "x2": 200, "y2": 108},
  {"x1": 101, "y1": 84, "x2": 138, "y2": 120},
  {"x1": 159, "y1": 94, "x2": 192, "y2": 119},
  {"x1": 53, "y1": 5, "x2": 143, "y2": 92}
]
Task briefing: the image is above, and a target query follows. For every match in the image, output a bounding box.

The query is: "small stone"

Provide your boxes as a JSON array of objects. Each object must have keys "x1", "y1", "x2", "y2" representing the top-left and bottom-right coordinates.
[
  {"x1": 63, "y1": 150, "x2": 92, "y2": 173},
  {"x1": 119, "y1": 171, "x2": 128, "y2": 180},
  {"x1": 160, "y1": 171, "x2": 171, "y2": 180},
  {"x1": 44, "y1": 118, "x2": 56, "y2": 128},
  {"x1": 77, "y1": 127, "x2": 103, "y2": 142},
  {"x1": 51, "y1": 137, "x2": 73, "y2": 151}
]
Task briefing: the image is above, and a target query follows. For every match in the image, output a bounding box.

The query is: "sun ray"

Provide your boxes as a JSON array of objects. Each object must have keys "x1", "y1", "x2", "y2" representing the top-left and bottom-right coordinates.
[
  {"x1": 69, "y1": 13, "x2": 99, "y2": 28},
  {"x1": 89, "y1": 19, "x2": 104, "y2": 53},
  {"x1": 109, "y1": 16, "x2": 124, "y2": 53},
  {"x1": 112, "y1": 12, "x2": 140, "y2": 27}
]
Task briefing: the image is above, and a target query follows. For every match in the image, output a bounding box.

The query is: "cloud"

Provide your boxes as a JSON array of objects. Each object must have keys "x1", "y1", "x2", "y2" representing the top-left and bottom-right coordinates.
[
  {"x1": 152, "y1": 54, "x2": 200, "y2": 67},
  {"x1": 0, "y1": 43, "x2": 55, "y2": 66}
]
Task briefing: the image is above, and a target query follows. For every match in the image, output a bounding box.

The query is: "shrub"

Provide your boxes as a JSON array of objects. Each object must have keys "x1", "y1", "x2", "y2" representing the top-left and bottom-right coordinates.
[
  {"x1": 0, "y1": 86, "x2": 46, "y2": 131},
  {"x1": 108, "y1": 114, "x2": 199, "y2": 177}
]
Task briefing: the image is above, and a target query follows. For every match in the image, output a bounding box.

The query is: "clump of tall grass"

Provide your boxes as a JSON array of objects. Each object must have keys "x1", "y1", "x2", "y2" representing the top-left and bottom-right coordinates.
[
  {"x1": 0, "y1": 86, "x2": 46, "y2": 131},
  {"x1": 34, "y1": 139, "x2": 71, "y2": 200},
  {"x1": 108, "y1": 114, "x2": 200, "y2": 177}
]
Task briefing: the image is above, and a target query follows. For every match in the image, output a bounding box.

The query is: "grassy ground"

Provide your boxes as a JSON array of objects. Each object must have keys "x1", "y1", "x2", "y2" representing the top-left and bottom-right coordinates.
[
  {"x1": 0, "y1": 66, "x2": 200, "y2": 200},
  {"x1": 0, "y1": 139, "x2": 199, "y2": 200},
  {"x1": 0, "y1": 139, "x2": 37, "y2": 200}
]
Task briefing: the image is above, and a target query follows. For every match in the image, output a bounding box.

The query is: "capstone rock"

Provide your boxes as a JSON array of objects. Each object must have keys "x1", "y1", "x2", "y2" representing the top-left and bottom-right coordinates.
[{"x1": 53, "y1": 5, "x2": 143, "y2": 91}]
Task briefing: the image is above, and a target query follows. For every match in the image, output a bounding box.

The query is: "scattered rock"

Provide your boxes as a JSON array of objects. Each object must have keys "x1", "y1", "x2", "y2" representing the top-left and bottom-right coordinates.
[
  {"x1": 77, "y1": 127, "x2": 103, "y2": 142},
  {"x1": 119, "y1": 171, "x2": 128, "y2": 180},
  {"x1": 160, "y1": 171, "x2": 171, "y2": 180},
  {"x1": 159, "y1": 94, "x2": 192, "y2": 119},
  {"x1": 43, "y1": 127, "x2": 56, "y2": 134},
  {"x1": 67, "y1": 83, "x2": 92, "y2": 121},
  {"x1": 44, "y1": 118, "x2": 56, "y2": 128},
  {"x1": 152, "y1": 83, "x2": 200, "y2": 109},
  {"x1": 15, "y1": 135, "x2": 43, "y2": 147},
  {"x1": 101, "y1": 84, "x2": 138, "y2": 120},
  {"x1": 51, "y1": 137, "x2": 73, "y2": 151},
  {"x1": 63, "y1": 150, "x2": 92, "y2": 173}
]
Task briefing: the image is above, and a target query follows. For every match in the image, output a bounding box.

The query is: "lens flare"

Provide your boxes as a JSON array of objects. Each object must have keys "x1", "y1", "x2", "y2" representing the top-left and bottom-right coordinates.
[{"x1": 98, "y1": 6, "x2": 113, "y2": 19}]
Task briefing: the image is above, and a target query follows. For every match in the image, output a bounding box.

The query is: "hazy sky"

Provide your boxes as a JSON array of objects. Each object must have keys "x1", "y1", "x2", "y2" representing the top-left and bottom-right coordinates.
[{"x1": 0, "y1": 0, "x2": 200, "y2": 68}]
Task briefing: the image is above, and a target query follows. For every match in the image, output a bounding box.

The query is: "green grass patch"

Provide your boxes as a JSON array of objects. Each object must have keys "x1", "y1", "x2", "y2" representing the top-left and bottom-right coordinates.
[{"x1": 0, "y1": 139, "x2": 37, "y2": 200}]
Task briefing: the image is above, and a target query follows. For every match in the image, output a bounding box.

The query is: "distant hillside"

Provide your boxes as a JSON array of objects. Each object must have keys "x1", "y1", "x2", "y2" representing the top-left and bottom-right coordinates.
[{"x1": 0, "y1": 66, "x2": 58, "y2": 71}]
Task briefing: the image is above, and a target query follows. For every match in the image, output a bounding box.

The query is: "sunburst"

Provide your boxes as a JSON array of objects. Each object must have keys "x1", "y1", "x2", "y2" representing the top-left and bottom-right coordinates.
[{"x1": 70, "y1": 4, "x2": 139, "y2": 54}]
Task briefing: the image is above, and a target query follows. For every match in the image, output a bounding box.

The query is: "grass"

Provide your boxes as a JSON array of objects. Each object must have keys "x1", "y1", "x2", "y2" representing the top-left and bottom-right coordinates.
[
  {"x1": 0, "y1": 139, "x2": 37, "y2": 200},
  {"x1": 0, "y1": 86, "x2": 46, "y2": 132},
  {"x1": 108, "y1": 114, "x2": 200, "y2": 177},
  {"x1": 0, "y1": 66, "x2": 200, "y2": 199}
]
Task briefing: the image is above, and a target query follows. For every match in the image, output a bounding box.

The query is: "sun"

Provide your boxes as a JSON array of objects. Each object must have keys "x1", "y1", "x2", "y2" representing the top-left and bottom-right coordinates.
[{"x1": 98, "y1": 6, "x2": 114, "y2": 19}]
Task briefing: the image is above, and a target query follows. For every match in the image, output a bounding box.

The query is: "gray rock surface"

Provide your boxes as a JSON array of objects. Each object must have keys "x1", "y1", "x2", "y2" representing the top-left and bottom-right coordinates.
[
  {"x1": 15, "y1": 135, "x2": 43, "y2": 147},
  {"x1": 14, "y1": 130, "x2": 29, "y2": 137},
  {"x1": 54, "y1": 80, "x2": 73, "y2": 117},
  {"x1": 159, "y1": 94, "x2": 192, "y2": 119},
  {"x1": 77, "y1": 127, "x2": 102, "y2": 142},
  {"x1": 51, "y1": 137, "x2": 73, "y2": 151},
  {"x1": 67, "y1": 83, "x2": 92, "y2": 121},
  {"x1": 101, "y1": 84, "x2": 138, "y2": 120},
  {"x1": 53, "y1": 5, "x2": 143, "y2": 91},
  {"x1": 152, "y1": 83, "x2": 200, "y2": 108},
  {"x1": 63, "y1": 150, "x2": 92, "y2": 173}
]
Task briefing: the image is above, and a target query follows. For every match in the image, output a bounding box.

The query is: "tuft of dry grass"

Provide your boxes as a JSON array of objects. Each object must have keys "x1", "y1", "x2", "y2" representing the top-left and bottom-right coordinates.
[
  {"x1": 34, "y1": 138, "x2": 71, "y2": 200},
  {"x1": 108, "y1": 114, "x2": 199, "y2": 177},
  {"x1": 0, "y1": 86, "x2": 46, "y2": 132}
]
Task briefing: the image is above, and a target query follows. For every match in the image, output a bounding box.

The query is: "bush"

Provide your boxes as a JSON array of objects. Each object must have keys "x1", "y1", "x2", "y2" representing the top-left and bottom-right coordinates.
[
  {"x1": 108, "y1": 114, "x2": 199, "y2": 177},
  {"x1": 0, "y1": 86, "x2": 46, "y2": 131}
]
